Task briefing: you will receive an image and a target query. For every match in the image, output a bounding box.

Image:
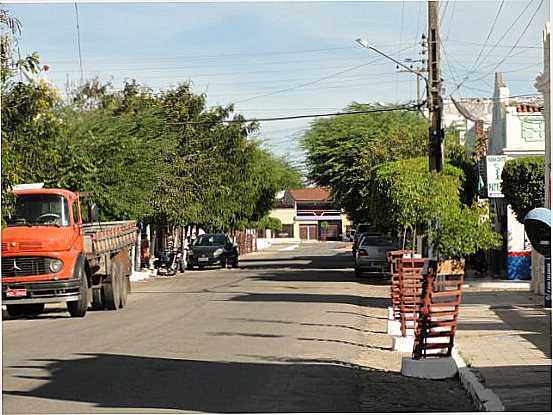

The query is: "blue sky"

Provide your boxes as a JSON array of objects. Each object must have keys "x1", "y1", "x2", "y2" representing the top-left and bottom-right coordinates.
[{"x1": 8, "y1": 1, "x2": 550, "y2": 169}]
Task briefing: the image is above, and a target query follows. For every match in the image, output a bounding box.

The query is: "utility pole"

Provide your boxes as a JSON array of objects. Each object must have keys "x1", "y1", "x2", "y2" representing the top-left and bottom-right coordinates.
[{"x1": 427, "y1": 0, "x2": 443, "y2": 172}]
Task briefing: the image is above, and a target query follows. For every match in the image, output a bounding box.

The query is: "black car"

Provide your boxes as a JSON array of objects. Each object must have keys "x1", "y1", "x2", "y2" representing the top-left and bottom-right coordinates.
[{"x1": 187, "y1": 233, "x2": 239, "y2": 269}]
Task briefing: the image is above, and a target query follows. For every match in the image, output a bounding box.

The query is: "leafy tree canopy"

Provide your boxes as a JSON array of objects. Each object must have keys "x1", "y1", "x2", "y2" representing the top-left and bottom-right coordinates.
[
  {"x1": 501, "y1": 156, "x2": 545, "y2": 223},
  {"x1": 301, "y1": 103, "x2": 428, "y2": 223}
]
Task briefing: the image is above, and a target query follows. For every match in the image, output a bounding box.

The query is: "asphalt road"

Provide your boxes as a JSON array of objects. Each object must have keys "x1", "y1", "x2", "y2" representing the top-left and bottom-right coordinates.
[{"x1": 2, "y1": 242, "x2": 474, "y2": 413}]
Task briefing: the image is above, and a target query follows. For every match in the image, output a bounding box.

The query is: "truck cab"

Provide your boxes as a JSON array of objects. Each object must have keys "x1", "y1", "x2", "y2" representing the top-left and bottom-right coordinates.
[{"x1": 2, "y1": 188, "x2": 88, "y2": 316}]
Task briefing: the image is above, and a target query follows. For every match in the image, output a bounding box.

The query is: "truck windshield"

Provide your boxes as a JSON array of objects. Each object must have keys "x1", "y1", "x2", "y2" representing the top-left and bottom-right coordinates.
[{"x1": 5, "y1": 194, "x2": 70, "y2": 227}]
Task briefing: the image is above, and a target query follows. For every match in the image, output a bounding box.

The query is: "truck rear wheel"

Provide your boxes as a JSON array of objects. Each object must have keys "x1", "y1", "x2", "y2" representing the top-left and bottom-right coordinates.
[
  {"x1": 67, "y1": 263, "x2": 89, "y2": 318},
  {"x1": 103, "y1": 262, "x2": 121, "y2": 310},
  {"x1": 91, "y1": 286, "x2": 104, "y2": 310},
  {"x1": 119, "y1": 272, "x2": 129, "y2": 309}
]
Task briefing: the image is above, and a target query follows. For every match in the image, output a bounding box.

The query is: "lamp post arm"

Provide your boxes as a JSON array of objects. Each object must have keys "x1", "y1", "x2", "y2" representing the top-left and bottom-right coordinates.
[{"x1": 355, "y1": 39, "x2": 429, "y2": 86}]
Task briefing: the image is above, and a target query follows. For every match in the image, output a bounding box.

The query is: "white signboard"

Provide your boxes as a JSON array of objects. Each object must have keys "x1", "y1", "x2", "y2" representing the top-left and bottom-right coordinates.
[{"x1": 486, "y1": 155, "x2": 509, "y2": 198}]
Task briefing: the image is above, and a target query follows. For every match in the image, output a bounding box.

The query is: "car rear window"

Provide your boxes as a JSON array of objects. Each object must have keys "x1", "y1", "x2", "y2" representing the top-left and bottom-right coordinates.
[{"x1": 360, "y1": 237, "x2": 394, "y2": 247}]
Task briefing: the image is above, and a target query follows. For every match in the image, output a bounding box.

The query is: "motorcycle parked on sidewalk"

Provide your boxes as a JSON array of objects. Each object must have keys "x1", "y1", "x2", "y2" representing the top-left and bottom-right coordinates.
[{"x1": 154, "y1": 249, "x2": 182, "y2": 276}]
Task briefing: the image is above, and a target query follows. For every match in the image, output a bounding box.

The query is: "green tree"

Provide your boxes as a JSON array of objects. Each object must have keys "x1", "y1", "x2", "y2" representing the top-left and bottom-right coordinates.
[
  {"x1": 501, "y1": 156, "x2": 545, "y2": 223},
  {"x1": 301, "y1": 103, "x2": 428, "y2": 223}
]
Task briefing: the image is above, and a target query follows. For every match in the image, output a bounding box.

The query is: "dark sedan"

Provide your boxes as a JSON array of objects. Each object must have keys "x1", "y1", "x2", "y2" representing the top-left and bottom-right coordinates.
[{"x1": 187, "y1": 233, "x2": 239, "y2": 269}]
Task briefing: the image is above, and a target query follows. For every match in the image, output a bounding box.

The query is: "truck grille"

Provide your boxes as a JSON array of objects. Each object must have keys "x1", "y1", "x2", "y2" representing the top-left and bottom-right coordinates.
[{"x1": 1, "y1": 257, "x2": 51, "y2": 277}]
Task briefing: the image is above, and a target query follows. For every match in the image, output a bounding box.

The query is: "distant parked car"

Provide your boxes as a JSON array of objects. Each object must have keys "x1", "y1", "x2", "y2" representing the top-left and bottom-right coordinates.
[
  {"x1": 354, "y1": 235, "x2": 397, "y2": 277},
  {"x1": 187, "y1": 233, "x2": 239, "y2": 269},
  {"x1": 352, "y1": 227, "x2": 383, "y2": 257}
]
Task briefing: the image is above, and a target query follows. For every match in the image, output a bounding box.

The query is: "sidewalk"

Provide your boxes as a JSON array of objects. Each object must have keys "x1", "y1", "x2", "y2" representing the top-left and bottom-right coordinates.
[{"x1": 455, "y1": 284, "x2": 552, "y2": 411}]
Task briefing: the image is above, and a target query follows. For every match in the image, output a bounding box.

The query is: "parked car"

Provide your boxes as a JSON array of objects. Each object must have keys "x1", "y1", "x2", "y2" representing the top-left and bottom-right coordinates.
[
  {"x1": 354, "y1": 234, "x2": 397, "y2": 277},
  {"x1": 187, "y1": 233, "x2": 239, "y2": 269},
  {"x1": 352, "y1": 227, "x2": 383, "y2": 257}
]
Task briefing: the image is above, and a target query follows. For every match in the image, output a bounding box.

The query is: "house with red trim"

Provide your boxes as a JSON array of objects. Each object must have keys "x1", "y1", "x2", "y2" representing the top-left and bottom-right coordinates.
[{"x1": 267, "y1": 187, "x2": 351, "y2": 242}]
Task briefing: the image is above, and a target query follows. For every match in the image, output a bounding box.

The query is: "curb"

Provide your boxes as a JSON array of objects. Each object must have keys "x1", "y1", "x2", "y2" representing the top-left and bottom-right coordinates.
[{"x1": 452, "y1": 347, "x2": 505, "y2": 412}]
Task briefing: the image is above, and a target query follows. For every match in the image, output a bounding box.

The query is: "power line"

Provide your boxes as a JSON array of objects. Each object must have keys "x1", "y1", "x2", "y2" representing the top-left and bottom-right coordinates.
[
  {"x1": 443, "y1": 0, "x2": 456, "y2": 42},
  {"x1": 74, "y1": 2, "x2": 84, "y2": 83},
  {"x1": 449, "y1": 0, "x2": 541, "y2": 96},
  {"x1": 467, "y1": 0, "x2": 504, "y2": 75},
  {"x1": 169, "y1": 105, "x2": 419, "y2": 125},
  {"x1": 233, "y1": 45, "x2": 415, "y2": 104},
  {"x1": 446, "y1": 39, "x2": 541, "y2": 49},
  {"x1": 472, "y1": 0, "x2": 545, "y2": 82}
]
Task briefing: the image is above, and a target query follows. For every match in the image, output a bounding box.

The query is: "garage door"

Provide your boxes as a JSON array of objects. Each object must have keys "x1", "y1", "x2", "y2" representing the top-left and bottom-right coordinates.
[{"x1": 299, "y1": 224, "x2": 317, "y2": 240}]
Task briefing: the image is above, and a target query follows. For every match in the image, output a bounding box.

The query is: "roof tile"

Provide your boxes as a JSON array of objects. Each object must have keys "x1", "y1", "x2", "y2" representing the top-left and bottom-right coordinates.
[{"x1": 288, "y1": 187, "x2": 331, "y2": 201}]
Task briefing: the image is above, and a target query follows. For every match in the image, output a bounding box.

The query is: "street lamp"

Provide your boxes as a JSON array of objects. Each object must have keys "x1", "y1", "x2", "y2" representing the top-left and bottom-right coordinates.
[
  {"x1": 354, "y1": 38, "x2": 429, "y2": 85},
  {"x1": 355, "y1": 37, "x2": 428, "y2": 114}
]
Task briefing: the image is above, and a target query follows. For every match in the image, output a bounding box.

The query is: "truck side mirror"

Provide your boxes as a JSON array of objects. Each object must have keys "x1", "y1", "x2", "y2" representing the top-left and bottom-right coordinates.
[{"x1": 90, "y1": 203, "x2": 99, "y2": 223}]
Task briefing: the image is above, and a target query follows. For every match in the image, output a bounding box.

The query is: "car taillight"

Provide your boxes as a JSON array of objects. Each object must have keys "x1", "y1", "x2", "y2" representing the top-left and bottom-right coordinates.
[{"x1": 359, "y1": 250, "x2": 368, "y2": 256}]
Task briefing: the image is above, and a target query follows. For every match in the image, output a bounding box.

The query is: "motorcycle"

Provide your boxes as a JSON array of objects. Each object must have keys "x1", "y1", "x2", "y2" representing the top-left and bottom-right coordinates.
[{"x1": 154, "y1": 247, "x2": 187, "y2": 276}]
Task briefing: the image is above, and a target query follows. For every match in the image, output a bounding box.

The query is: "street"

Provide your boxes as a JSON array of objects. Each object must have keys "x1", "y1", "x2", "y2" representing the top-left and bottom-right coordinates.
[{"x1": 2, "y1": 242, "x2": 474, "y2": 413}]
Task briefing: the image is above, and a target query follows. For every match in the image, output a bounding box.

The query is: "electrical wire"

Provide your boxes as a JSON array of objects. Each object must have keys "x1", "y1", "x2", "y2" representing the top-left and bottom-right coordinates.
[
  {"x1": 74, "y1": 2, "x2": 84, "y2": 83},
  {"x1": 168, "y1": 104, "x2": 419, "y2": 125},
  {"x1": 470, "y1": 0, "x2": 544, "y2": 83},
  {"x1": 467, "y1": 0, "x2": 505, "y2": 76},
  {"x1": 233, "y1": 44, "x2": 416, "y2": 104},
  {"x1": 449, "y1": 0, "x2": 541, "y2": 96}
]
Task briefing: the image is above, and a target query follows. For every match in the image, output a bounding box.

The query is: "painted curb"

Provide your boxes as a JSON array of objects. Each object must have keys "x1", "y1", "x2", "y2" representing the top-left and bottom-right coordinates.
[{"x1": 452, "y1": 347, "x2": 505, "y2": 412}]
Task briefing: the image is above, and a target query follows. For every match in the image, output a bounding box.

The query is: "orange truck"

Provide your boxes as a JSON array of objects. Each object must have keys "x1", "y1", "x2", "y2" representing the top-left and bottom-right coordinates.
[{"x1": 1, "y1": 185, "x2": 137, "y2": 318}]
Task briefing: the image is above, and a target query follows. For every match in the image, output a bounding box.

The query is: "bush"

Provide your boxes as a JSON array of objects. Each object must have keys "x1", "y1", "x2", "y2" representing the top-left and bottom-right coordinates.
[
  {"x1": 429, "y1": 204, "x2": 502, "y2": 260},
  {"x1": 374, "y1": 157, "x2": 501, "y2": 259},
  {"x1": 501, "y1": 157, "x2": 545, "y2": 223}
]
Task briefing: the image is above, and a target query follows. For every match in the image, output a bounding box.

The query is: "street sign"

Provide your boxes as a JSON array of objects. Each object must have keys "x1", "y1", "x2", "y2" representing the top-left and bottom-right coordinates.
[{"x1": 486, "y1": 155, "x2": 509, "y2": 198}]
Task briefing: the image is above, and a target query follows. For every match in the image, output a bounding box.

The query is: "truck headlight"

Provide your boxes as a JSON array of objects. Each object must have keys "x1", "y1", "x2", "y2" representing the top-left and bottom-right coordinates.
[
  {"x1": 49, "y1": 259, "x2": 63, "y2": 273},
  {"x1": 214, "y1": 248, "x2": 223, "y2": 257}
]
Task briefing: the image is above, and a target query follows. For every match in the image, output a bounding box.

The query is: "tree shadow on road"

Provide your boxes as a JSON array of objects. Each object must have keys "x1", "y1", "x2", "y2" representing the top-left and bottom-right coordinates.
[
  {"x1": 4, "y1": 353, "x2": 474, "y2": 413},
  {"x1": 225, "y1": 292, "x2": 390, "y2": 309}
]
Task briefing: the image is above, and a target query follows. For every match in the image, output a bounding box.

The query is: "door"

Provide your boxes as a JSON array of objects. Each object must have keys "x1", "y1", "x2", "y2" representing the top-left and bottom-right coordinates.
[{"x1": 299, "y1": 224, "x2": 317, "y2": 240}]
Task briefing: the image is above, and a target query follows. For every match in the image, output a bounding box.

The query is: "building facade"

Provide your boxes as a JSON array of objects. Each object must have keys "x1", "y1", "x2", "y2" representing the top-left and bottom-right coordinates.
[
  {"x1": 487, "y1": 72, "x2": 545, "y2": 280},
  {"x1": 268, "y1": 188, "x2": 351, "y2": 243},
  {"x1": 532, "y1": 23, "x2": 551, "y2": 294}
]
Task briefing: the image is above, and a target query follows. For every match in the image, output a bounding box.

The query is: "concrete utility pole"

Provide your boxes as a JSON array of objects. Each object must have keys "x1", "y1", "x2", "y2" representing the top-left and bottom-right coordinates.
[{"x1": 427, "y1": 0, "x2": 443, "y2": 172}]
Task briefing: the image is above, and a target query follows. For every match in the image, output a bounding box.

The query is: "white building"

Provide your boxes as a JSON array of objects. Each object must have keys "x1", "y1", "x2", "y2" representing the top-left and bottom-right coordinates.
[
  {"x1": 532, "y1": 23, "x2": 551, "y2": 295},
  {"x1": 487, "y1": 72, "x2": 545, "y2": 280}
]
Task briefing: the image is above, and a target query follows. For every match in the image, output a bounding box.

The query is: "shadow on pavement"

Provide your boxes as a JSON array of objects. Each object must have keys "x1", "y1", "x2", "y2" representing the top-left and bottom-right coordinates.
[
  {"x1": 240, "y1": 253, "x2": 353, "y2": 270},
  {"x1": 4, "y1": 353, "x2": 474, "y2": 413},
  {"x1": 224, "y1": 317, "x2": 387, "y2": 334},
  {"x1": 225, "y1": 292, "x2": 390, "y2": 308},
  {"x1": 460, "y1": 290, "x2": 552, "y2": 359},
  {"x1": 474, "y1": 364, "x2": 552, "y2": 412}
]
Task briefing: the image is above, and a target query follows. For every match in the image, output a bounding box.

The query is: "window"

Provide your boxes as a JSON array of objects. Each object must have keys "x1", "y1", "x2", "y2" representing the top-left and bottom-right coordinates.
[
  {"x1": 276, "y1": 224, "x2": 294, "y2": 238},
  {"x1": 72, "y1": 201, "x2": 80, "y2": 225},
  {"x1": 6, "y1": 194, "x2": 70, "y2": 227},
  {"x1": 193, "y1": 234, "x2": 227, "y2": 246}
]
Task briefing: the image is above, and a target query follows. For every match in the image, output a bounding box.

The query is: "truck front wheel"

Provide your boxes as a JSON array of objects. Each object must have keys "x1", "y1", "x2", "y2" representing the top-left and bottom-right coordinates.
[
  {"x1": 67, "y1": 263, "x2": 89, "y2": 318},
  {"x1": 6, "y1": 304, "x2": 25, "y2": 317}
]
